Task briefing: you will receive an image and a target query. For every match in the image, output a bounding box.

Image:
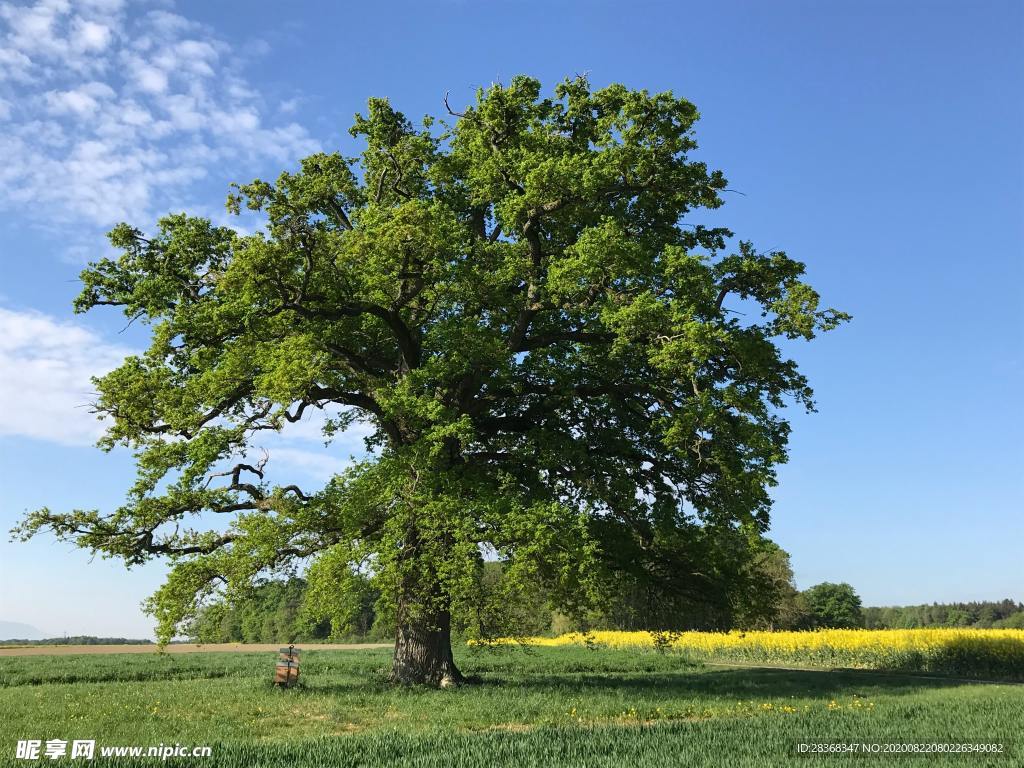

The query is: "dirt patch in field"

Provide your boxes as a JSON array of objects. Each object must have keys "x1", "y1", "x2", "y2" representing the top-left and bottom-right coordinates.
[{"x1": 0, "y1": 643, "x2": 391, "y2": 657}]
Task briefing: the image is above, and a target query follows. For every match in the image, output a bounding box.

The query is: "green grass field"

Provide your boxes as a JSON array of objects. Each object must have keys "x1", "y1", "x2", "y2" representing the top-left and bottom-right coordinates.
[{"x1": 1, "y1": 647, "x2": 1020, "y2": 766}]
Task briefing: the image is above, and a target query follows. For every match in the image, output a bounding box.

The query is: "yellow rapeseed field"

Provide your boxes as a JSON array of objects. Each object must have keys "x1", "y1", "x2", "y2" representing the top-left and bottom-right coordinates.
[{"x1": 491, "y1": 629, "x2": 1024, "y2": 680}]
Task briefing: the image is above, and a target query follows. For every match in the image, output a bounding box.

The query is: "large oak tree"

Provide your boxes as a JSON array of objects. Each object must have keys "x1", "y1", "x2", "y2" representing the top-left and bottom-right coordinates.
[{"x1": 15, "y1": 76, "x2": 847, "y2": 686}]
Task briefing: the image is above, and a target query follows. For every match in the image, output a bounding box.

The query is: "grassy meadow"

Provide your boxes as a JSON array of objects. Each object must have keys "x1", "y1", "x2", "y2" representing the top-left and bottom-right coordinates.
[{"x1": 2, "y1": 640, "x2": 1022, "y2": 767}]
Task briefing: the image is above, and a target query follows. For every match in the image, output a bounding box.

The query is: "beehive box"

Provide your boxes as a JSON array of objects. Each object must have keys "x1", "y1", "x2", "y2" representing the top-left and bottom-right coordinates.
[{"x1": 274, "y1": 646, "x2": 301, "y2": 687}]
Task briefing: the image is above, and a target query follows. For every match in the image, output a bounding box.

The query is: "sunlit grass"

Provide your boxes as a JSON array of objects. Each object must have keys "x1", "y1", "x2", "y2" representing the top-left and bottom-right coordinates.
[{"x1": 1, "y1": 646, "x2": 1020, "y2": 766}]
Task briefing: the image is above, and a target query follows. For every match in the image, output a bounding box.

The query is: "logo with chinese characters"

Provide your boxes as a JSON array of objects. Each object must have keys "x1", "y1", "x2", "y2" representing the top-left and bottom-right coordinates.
[{"x1": 16, "y1": 740, "x2": 95, "y2": 760}]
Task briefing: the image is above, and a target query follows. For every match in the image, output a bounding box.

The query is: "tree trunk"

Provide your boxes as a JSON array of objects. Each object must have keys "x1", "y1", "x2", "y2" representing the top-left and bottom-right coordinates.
[
  {"x1": 390, "y1": 605, "x2": 464, "y2": 687},
  {"x1": 389, "y1": 455, "x2": 466, "y2": 687}
]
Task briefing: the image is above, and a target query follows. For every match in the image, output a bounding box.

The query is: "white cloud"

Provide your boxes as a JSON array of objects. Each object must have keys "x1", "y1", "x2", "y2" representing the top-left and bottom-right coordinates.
[
  {"x1": 118, "y1": 100, "x2": 152, "y2": 127},
  {"x1": 145, "y1": 9, "x2": 192, "y2": 37},
  {"x1": 0, "y1": 0, "x2": 115, "y2": 77},
  {"x1": 282, "y1": 406, "x2": 376, "y2": 445},
  {"x1": 72, "y1": 18, "x2": 111, "y2": 51},
  {"x1": 246, "y1": 408, "x2": 374, "y2": 484},
  {"x1": 265, "y1": 448, "x2": 354, "y2": 483},
  {"x1": 0, "y1": 0, "x2": 318, "y2": 234},
  {"x1": 132, "y1": 62, "x2": 167, "y2": 94},
  {"x1": 0, "y1": 45, "x2": 32, "y2": 82},
  {"x1": 0, "y1": 305, "x2": 378, "y2": 457},
  {"x1": 44, "y1": 80, "x2": 115, "y2": 115},
  {"x1": 0, "y1": 306, "x2": 134, "y2": 446}
]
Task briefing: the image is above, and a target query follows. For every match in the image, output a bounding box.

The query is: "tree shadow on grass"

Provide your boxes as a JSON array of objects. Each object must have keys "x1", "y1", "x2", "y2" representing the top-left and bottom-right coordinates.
[{"x1": 479, "y1": 665, "x2": 990, "y2": 700}]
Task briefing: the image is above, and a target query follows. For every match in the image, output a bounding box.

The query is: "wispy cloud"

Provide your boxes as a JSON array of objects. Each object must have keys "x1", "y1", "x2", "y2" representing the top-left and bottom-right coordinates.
[
  {"x1": 252, "y1": 410, "x2": 374, "y2": 483},
  {"x1": 0, "y1": 304, "x2": 376, "y2": 465},
  {"x1": 264, "y1": 447, "x2": 356, "y2": 484},
  {"x1": 0, "y1": 0, "x2": 318, "y2": 232},
  {"x1": 0, "y1": 306, "x2": 131, "y2": 446}
]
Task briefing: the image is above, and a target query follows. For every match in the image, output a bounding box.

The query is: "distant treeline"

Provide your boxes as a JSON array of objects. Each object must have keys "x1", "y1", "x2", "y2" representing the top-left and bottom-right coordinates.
[
  {"x1": 863, "y1": 600, "x2": 1024, "y2": 629},
  {"x1": 186, "y1": 570, "x2": 1024, "y2": 644},
  {"x1": 0, "y1": 636, "x2": 153, "y2": 646},
  {"x1": 186, "y1": 578, "x2": 377, "y2": 644},
  {"x1": 184, "y1": 552, "x2": 860, "y2": 643}
]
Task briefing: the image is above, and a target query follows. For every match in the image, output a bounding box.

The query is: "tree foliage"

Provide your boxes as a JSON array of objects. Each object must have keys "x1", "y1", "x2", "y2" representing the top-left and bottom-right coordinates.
[
  {"x1": 863, "y1": 600, "x2": 1024, "y2": 630},
  {"x1": 799, "y1": 582, "x2": 864, "y2": 629},
  {"x1": 13, "y1": 76, "x2": 846, "y2": 681},
  {"x1": 184, "y1": 577, "x2": 379, "y2": 644},
  {"x1": 730, "y1": 539, "x2": 806, "y2": 630}
]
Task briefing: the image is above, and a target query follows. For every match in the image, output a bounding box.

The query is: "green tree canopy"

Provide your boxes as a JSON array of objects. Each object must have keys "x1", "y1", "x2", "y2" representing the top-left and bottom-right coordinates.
[
  {"x1": 731, "y1": 539, "x2": 806, "y2": 630},
  {"x1": 800, "y1": 582, "x2": 864, "y2": 629},
  {"x1": 14, "y1": 75, "x2": 847, "y2": 685}
]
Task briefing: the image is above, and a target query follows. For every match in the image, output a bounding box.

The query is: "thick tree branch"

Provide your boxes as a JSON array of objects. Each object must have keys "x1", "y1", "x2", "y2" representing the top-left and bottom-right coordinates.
[
  {"x1": 307, "y1": 385, "x2": 404, "y2": 444},
  {"x1": 285, "y1": 299, "x2": 421, "y2": 372}
]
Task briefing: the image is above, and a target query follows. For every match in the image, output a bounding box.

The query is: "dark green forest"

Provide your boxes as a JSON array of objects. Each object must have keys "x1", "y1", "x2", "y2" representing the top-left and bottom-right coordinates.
[
  {"x1": 863, "y1": 600, "x2": 1024, "y2": 629},
  {"x1": 182, "y1": 536, "x2": 1024, "y2": 643},
  {"x1": 185, "y1": 538, "x2": 800, "y2": 643}
]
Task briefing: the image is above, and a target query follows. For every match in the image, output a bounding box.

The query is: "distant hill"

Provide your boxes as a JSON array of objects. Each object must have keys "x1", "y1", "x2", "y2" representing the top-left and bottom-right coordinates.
[
  {"x1": 0, "y1": 636, "x2": 153, "y2": 646},
  {"x1": 0, "y1": 621, "x2": 47, "y2": 641}
]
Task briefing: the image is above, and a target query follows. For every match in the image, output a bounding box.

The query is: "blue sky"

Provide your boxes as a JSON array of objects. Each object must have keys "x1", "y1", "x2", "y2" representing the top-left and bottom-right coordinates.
[{"x1": 0, "y1": 0, "x2": 1021, "y2": 638}]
